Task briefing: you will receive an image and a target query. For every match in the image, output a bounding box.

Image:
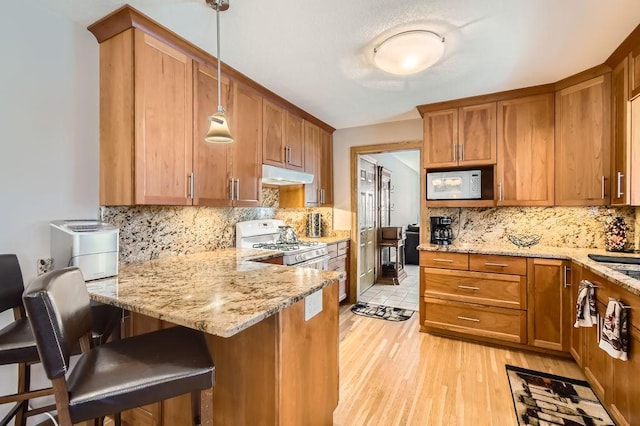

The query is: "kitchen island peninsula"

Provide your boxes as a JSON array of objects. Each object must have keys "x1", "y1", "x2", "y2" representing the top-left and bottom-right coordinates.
[{"x1": 87, "y1": 249, "x2": 343, "y2": 426}]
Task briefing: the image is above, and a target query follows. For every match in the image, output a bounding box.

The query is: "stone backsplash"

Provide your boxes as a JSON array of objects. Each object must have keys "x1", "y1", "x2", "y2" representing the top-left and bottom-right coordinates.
[{"x1": 426, "y1": 206, "x2": 637, "y2": 250}]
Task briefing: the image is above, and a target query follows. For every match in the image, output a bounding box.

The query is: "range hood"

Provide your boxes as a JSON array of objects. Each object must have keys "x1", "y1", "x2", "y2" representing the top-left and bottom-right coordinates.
[{"x1": 262, "y1": 164, "x2": 314, "y2": 186}]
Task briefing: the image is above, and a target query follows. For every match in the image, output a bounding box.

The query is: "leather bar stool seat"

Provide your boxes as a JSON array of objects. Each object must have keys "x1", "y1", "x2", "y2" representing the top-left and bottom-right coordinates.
[
  {"x1": 23, "y1": 267, "x2": 215, "y2": 426},
  {"x1": 0, "y1": 318, "x2": 39, "y2": 365}
]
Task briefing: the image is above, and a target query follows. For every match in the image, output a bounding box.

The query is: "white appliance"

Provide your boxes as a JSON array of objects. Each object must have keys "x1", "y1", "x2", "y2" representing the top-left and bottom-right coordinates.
[
  {"x1": 426, "y1": 170, "x2": 481, "y2": 200},
  {"x1": 236, "y1": 219, "x2": 329, "y2": 269},
  {"x1": 50, "y1": 220, "x2": 119, "y2": 281}
]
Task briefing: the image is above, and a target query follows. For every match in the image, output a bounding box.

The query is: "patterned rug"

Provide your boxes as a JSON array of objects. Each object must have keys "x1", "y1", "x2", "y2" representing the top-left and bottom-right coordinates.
[
  {"x1": 350, "y1": 302, "x2": 414, "y2": 321},
  {"x1": 506, "y1": 365, "x2": 614, "y2": 425}
]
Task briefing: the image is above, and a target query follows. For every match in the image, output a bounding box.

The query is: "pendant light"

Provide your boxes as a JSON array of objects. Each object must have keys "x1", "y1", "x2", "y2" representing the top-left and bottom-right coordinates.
[{"x1": 205, "y1": 0, "x2": 233, "y2": 143}]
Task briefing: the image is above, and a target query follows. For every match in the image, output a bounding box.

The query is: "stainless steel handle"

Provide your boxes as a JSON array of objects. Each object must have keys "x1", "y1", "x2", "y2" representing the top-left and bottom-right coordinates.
[
  {"x1": 286, "y1": 146, "x2": 291, "y2": 164},
  {"x1": 498, "y1": 182, "x2": 503, "y2": 201},
  {"x1": 188, "y1": 172, "x2": 194, "y2": 199},
  {"x1": 321, "y1": 189, "x2": 325, "y2": 204},
  {"x1": 235, "y1": 178, "x2": 240, "y2": 201},
  {"x1": 453, "y1": 142, "x2": 457, "y2": 162},
  {"x1": 460, "y1": 143, "x2": 464, "y2": 161},
  {"x1": 563, "y1": 266, "x2": 571, "y2": 288},
  {"x1": 457, "y1": 285, "x2": 480, "y2": 291},
  {"x1": 617, "y1": 172, "x2": 624, "y2": 198},
  {"x1": 432, "y1": 258, "x2": 454, "y2": 263},
  {"x1": 229, "y1": 179, "x2": 235, "y2": 200},
  {"x1": 601, "y1": 175, "x2": 606, "y2": 199},
  {"x1": 484, "y1": 262, "x2": 509, "y2": 267},
  {"x1": 457, "y1": 316, "x2": 480, "y2": 322}
]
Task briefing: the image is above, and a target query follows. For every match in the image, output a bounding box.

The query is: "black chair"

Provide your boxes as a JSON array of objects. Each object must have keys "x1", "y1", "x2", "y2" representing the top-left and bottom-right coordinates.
[{"x1": 23, "y1": 267, "x2": 215, "y2": 426}]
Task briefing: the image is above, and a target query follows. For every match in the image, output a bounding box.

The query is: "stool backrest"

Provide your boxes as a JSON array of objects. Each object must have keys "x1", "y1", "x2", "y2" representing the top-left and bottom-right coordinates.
[
  {"x1": 23, "y1": 267, "x2": 93, "y2": 379},
  {"x1": 0, "y1": 254, "x2": 25, "y2": 313}
]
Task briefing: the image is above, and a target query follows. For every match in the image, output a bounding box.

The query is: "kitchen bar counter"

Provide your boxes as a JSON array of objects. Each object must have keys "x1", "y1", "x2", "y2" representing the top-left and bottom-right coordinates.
[
  {"x1": 298, "y1": 231, "x2": 351, "y2": 244},
  {"x1": 418, "y1": 243, "x2": 640, "y2": 296},
  {"x1": 87, "y1": 248, "x2": 344, "y2": 338}
]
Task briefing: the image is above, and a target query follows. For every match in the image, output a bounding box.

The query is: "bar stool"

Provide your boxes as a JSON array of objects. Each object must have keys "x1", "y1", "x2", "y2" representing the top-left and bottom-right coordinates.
[{"x1": 23, "y1": 267, "x2": 215, "y2": 426}]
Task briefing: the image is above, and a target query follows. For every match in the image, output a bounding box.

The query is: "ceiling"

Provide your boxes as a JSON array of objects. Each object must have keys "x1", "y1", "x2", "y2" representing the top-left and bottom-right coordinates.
[{"x1": 34, "y1": 0, "x2": 640, "y2": 130}]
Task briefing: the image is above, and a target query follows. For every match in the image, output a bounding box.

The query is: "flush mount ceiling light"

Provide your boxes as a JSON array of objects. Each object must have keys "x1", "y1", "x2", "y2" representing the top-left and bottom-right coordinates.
[
  {"x1": 205, "y1": 0, "x2": 233, "y2": 143},
  {"x1": 373, "y1": 30, "x2": 445, "y2": 76}
]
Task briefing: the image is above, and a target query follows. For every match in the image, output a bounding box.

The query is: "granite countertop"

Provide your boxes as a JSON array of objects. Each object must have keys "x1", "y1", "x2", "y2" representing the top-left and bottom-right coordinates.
[
  {"x1": 297, "y1": 230, "x2": 350, "y2": 244},
  {"x1": 86, "y1": 248, "x2": 344, "y2": 338},
  {"x1": 418, "y1": 243, "x2": 640, "y2": 296}
]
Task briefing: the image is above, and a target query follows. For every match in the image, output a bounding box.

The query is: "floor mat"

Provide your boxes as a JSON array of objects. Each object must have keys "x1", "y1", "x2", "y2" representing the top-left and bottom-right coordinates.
[
  {"x1": 505, "y1": 365, "x2": 614, "y2": 425},
  {"x1": 350, "y1": 302, "x2": 414, "y2": 321}
]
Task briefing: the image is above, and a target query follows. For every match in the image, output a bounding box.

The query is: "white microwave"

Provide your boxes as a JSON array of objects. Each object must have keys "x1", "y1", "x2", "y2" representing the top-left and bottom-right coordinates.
[{"x1": 426, "y1": 170, "x2": 481, "y2": 200}]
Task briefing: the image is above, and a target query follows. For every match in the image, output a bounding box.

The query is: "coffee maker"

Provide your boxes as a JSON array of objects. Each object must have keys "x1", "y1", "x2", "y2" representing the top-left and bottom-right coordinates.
[{"x1": 430, "y1": 216, "x2": 454, "y2": 245}]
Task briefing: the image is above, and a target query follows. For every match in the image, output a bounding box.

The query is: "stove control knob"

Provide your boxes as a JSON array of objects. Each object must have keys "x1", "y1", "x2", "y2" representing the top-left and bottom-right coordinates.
[{"x1": 295, "y1": 254, "x2": 303, "y2": 262}]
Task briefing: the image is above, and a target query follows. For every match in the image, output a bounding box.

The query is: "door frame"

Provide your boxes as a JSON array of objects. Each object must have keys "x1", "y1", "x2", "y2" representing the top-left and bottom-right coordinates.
[{"x1": 349, "y1": 140, "x2": 423, "y2": 303}]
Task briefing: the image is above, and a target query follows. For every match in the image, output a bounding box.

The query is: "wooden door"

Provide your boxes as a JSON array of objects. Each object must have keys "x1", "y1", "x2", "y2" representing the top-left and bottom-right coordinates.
[
  {"x1": 583, "y1": 300, "x2": 611, "y2": 402},
  {"x1": 423, "y1": 109, "x2": 458, "y2": 168},
  {"x1": 610, "y1": 326, "x2": 640, "y2": 426},
  {"x1": 458, "y1": 102, "x2": 497, "y2": 166},
  {"x1": 555, "y1": 74, "x2": 611, "y2": 205},
  {"x1": 527, "y1": 258, "x2": 570, "y2": 352},
  {"x1": 569, "y1": 263, "x2": 585, "y2": 366},
  {"x1": 134, "y1": 31, "x2": 193, "y2": 205},
  {"x1": 192, "y1": 62, "x2": 233, "y2": 206},
  {"x1": 496, "y1": 94, "x2": 554, "y2": 206},
  {"x1": 319, "y1": 128, "x2": 334, "y2": 205},
  {"x1": 304, "y1": 120, "x2": 320, "y2": 206},
  {"x1": 358, "y1": 157, "x2": 377, "y2": 294},
  {"x1": 611, "y1": 58, "x2": 630, "y2": 205},
  {"x1": 262, "y1": 99, "x2": 285, "y2": 167},
  {"x1": 285, "y1": 112, "x2": 305, "y2": 170},
  {"x1": 232, "y1": 83, "x2": 263, "y2": 206}
]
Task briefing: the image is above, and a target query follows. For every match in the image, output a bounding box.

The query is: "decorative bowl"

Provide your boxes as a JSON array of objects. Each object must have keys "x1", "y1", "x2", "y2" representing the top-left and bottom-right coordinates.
[{"x1": 508, "y1": 234, "x2": 541, "y2": 248}]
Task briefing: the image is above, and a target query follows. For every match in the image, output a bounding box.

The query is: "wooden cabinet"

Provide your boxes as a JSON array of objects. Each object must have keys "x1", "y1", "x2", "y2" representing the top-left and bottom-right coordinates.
[
  {"x1": 630, "y1": 46, "x2": 640, "y2": 99},
  {"x1": 569, "y1": 262, "x2": 585, "y2": 366},
  {"x1": 496, "y1": 94, "x2": 555, "y2": 206},
  {"x1": 304, "y1": 120, "x2": 321, "y2": 206},
  {"x1": 262, "y1": 100, "x2": 305, "y2": 171},
  {"x1": 555, "y1": 74, "x2": 611, "y2": 205},
  {"x1": 319, "y1": 128, "x2": 334, "y2": 206},
  {"x1": 610, "y1": 326, "x2": 640, "y2": 426},
  {"x1": 328, "y1": 241, "x2": 349, "y2": 302},
  {"x1": 526, "y1": 258, "x2": 571, "y2": 352},
  {"x1": 423, "y1": 103, "x2": 496, "y2": 168},
  {"x1": 611, "y1": 58, "x2": 631, "y2": 205}
]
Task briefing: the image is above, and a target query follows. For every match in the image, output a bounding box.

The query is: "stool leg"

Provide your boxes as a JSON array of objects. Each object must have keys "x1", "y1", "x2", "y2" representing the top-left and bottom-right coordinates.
[
  {"x1": 191, "y1": 390, "x2": 201, "y2": 426},
  {"x1": 14, "y1": 363, "x2": 29, "y2": 426},
  {"x1": 200, "y1": 388, "x2": 213, "y2": 426}
]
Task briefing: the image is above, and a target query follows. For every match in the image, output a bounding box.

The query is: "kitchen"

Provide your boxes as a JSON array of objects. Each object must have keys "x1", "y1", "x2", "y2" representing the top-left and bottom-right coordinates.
[{"x1": 2, "y1": 0, "x2": 640, "y2": 425}]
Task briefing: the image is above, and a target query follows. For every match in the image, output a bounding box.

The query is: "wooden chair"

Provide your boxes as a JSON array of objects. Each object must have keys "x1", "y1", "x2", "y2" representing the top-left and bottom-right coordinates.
[{"x1": 23, "y1": 267, "x2": 214, "y2": 426}]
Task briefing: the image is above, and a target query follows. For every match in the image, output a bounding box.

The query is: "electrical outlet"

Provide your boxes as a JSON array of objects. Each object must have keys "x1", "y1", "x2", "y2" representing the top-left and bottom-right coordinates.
[{"x1": 37, "y1": 258, "x2": 53, "y2": 276}]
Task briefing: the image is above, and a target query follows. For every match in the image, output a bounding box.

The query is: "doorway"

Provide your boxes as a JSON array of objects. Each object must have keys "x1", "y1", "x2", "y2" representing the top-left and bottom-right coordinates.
[{"x1": 349, "y1": 141, "x2": 422, "y2": 304}]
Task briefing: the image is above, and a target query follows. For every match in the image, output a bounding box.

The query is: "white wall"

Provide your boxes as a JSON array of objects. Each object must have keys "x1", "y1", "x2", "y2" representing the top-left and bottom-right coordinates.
[
  {"x1": 332, "y1": 119, "x2": 422, "y2": 230},
  {"x1": 368, "y1": 152, "x2": 420, "y2": 227},
  {"x1": 0, "y1": 2, "x2": 99, "y2": 423}
]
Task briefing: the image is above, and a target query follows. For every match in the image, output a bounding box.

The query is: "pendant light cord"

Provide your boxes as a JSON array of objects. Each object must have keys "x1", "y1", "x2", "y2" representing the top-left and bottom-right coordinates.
[{"x1": 216, "y1": 1, "x2": 223, "y2": 114}]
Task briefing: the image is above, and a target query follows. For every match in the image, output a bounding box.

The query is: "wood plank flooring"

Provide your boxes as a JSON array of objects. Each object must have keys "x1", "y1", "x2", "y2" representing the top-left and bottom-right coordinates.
[{"x1": 334, "y1": 305, "x2": 585, "y2": 426}]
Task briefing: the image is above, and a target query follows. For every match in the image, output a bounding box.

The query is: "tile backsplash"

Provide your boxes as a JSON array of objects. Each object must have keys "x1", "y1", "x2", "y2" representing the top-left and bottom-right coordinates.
[{"x1": 426, "y1": 206, "x2": 637, "y2": 250}]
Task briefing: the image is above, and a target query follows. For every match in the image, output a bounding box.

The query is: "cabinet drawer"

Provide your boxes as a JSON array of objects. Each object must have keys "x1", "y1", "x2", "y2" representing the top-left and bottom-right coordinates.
[
  {"x1": 327, "y1": 243, "x2": 338, "y2": 258},
  {"x1": 469, "y1": 254, "x2": 527, "y2": 275},
  {"x1": 337, "y1": 241, "x2": 348, "y2": 256},
  {"x1": 423, "y1": 298, "x2": 526, "y2": 344},
  {"x1": 423, "y1": 268, "x2": 526, "y2": 309},
  {"x1": 328, "y1": 254, "x2": 347, "y2": 272},
  {"x1": 420, "y1": 252, "x2": 468, "y2": 270}
]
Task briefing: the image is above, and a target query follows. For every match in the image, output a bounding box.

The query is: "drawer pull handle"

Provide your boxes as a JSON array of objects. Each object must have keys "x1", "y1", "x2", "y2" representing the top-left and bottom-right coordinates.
[
  {"x1": 457, "y1": 285, "x2": 480, "y2": 291},
  {"x1": 484, "y1": 262, "x2": 509, "y2": 267},
  {"x1": 457, "y1": 316, "x2": 480, "y2": 322},
  {"x1": 432, "y1": 258, "x2": 454, "y2": 263}
]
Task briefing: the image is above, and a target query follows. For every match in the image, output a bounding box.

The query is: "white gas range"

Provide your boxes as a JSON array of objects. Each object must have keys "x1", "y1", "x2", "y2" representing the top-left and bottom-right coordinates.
[{"x1": 236, "y1": 219, "x2": 329, "y2": 269}]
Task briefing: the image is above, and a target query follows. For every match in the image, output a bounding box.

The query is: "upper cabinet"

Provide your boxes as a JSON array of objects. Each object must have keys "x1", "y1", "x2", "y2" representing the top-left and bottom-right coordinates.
[
  {"x1": 496, "y1": 93, "x2": 554, "y2": 206},
  {"x1": 303, "y1": 123, "x2": 333, "y2": 206},
  {"x1": 611, "y1": 58, "x2": 630, "y2": 205},
  {"x1": 262, "y1": 100, "x2": 305, "y2": 171},
  {"x1": 319, "y1": 128, "x2": 334, "y2": 206},
  {"x1": 630, "y1": 46, "x2": 640, "y2": 99},
  {"x1": 555, "y1": 75, "x2": 611, "y2": 206},
  {"x1": 423, "y1": 103, "x2": 496, "y2": 168}
]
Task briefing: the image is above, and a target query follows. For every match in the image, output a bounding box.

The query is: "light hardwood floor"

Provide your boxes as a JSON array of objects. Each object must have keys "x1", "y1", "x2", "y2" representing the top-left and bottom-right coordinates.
[{"x1": 334, "y1": 305, "x2": 585, "y2": 426}]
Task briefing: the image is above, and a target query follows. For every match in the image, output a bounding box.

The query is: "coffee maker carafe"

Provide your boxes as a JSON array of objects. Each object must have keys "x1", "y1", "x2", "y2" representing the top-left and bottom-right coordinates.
[{"x1": 430, "y1": 216, "x2": 454, "y2": 245}]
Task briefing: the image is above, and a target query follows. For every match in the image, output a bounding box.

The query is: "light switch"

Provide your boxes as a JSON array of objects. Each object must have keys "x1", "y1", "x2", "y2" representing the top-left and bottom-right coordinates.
[{"x1": 304, "y1": 289, "x2": 323, "y2": 321}]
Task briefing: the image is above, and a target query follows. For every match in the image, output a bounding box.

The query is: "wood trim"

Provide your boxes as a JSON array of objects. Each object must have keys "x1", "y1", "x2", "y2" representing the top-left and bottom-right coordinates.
[
  {"x1": 87, "y1": 4, "x2": 335, "y2": 133},
  {"x1": 605, "y1": 23, "x2": 640, "y2": 68},
  {"x1": 416, "y1": 84, "x2": 554, "y2": 115},
  {"x1": 349, "y1": 141, "x2": 422, "y2": 303},
  {"x1": 553, "y1": 64, "x2": 612, "y2": 91}
]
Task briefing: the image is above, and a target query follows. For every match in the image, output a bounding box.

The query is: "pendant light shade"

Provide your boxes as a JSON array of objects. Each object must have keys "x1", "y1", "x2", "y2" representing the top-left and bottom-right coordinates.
[
  {"x1": 373, "y1": 30, "x2": 445, "y2": 75},
  {"x1": 205, "y1": 0, "x2": 233, "y2": 143}
]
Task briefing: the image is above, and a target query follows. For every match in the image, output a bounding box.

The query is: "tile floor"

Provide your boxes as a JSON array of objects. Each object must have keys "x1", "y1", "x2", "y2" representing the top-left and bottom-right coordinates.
[{"x1": 358, "y1": 264, "x2": 419, "y2": 311}]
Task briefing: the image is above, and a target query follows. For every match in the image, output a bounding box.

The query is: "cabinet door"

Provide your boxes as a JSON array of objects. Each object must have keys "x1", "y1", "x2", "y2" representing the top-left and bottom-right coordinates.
[
  {"x1": 630, "y1": 47, "x2": 640, "y2": 99},
  {"x1": 496, "y1": 94, "x2": 554, "y2": 206},
  {"x1": 285, "y1": 112, "x2": 305, "y2": 170},
  {"x1": 134, "y1": 31, "x2": 193, "y2": 205},
  {"x1": 458, "y1": 102, "x2": 497, "y2": 166},
  {"x1": 319, "y1": 128, "x2": 334, "y2": 205},
  {"x1": 192, "y1": 62, "x2": 233, "y2": 206},
  {"x1": 304, "y1": 120, "x2": 320, "y2": 206},
  {"x1": 423, "y1": 109, "x2": 458, "y2": 168},
  {"x1": 610, "y1": 326, "x2": 640, "y2": 426},
  {"x1": 262, "y1": 99, "x2": 285, "y2": 166},
  {"x1": 527, "y1": 258, "x2": 571, "y2": 351},
  {"x1": 583, "y1": 300, "x2": 611, "y2": 402},
  {"x1": 569, "y1": 263, "x2": 585, "y2": 366},
  {"x1": 232, "y1": 83, "x2": 263, "y2": 206},
  {"x1": 611, "y1": 58, "x2": 630, "y2": 205},
  {"x1": 555, "y1": 75, "x2": 611, "y2": 205}
]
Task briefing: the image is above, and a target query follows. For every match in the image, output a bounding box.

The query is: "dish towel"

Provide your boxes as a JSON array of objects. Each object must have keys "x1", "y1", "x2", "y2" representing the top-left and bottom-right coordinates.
[
  {"x1": 574, "y1": 280, "x2": 597, "y2": 327},
  {"x1": 598, "y1": 297, "x2": 629, "y2": 361}
]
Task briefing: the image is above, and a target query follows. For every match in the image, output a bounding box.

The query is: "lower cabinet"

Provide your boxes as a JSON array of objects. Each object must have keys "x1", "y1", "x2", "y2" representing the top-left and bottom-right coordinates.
[
  {"x1": 328, "y1": 240, "x2": 349, "y2": 302},
  {"x1": 610, "y1": 327, "x2": 640, "y2": 426}
]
